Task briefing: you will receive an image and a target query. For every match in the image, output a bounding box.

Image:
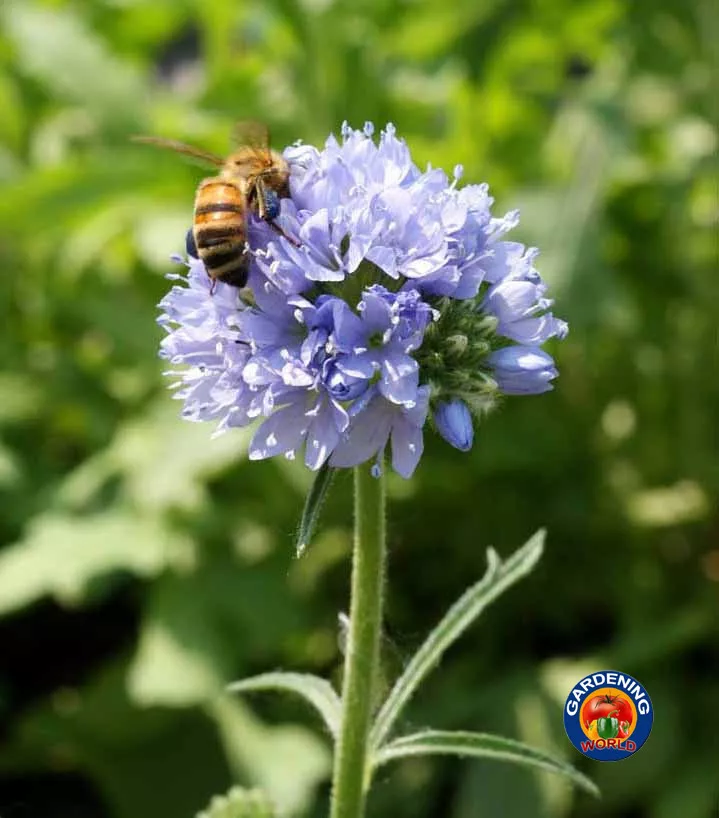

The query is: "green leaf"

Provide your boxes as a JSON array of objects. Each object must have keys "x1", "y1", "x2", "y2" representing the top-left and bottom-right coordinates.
[
  {"x1": 295, "y1": 462, "x2": 337, "y2": 557},
  {"x1": 128, "y1": 577, "x2": 233, "y2": 707},
  {"x1": 0, "y1": 511, "x2": 191, "y2": 614},
  {"x1": 228, "y1": 672, "x2": 342, "y2": 740},
  {"x1": 196, "y1": 786, "x2": 276, "y2": 818},
  {"x1": 2, "y1": 4, "x2": 146, "y2": 125},
  {"x1": 0, "y1": 73, "x2": 25, "y2": 152},
  {"x1": 112, "y1": 400, "x2": 252, "y2": 512},
  {"x1": 0, "y1": 659, "x2": 233, "y2": 818},
  {"x1": 208, "y1": 696, "x2": 330, "y2": 818},
  {"x1": 56, "y1": 399, "x2": 252, "y2": 513},
  {"x1": 372, "y1": 730, "x2": 599, "y2": 798},
  {"x1": 370, "y1": 530, "x2": 545, "y2": 750},
  {"x1": 128, "y1": 555, "x2": 303, "y2": 704}
]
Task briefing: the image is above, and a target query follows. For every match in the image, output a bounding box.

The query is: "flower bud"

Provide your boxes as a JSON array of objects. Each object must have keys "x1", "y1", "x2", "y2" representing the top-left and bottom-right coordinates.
[
  {"x1": 487, "y1": 345, "x2": 557, "y2": 394},
  {"x1": 446, "y1": 334, "x2": 469, "y2": 356},
  {"x1": 434, "y1": 399, "x2": 474, "y2": 452}
]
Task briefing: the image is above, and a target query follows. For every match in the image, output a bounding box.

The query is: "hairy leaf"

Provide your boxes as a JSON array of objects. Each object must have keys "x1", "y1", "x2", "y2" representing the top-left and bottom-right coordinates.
[
  {"x1": 373, "y1": 730, "x2": 599, "y2": 797},
  {"x1": 370, "y1": 530, "x2": 545, "y2": 749},
  {"x1": 228, "y1": 672, "x2": 342, "y2": 740}
]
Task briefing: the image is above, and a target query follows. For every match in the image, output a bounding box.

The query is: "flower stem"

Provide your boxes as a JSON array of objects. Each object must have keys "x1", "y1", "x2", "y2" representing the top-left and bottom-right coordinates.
[{"x1": 329, "y1": 466, "x2": 386, "y2": 818}]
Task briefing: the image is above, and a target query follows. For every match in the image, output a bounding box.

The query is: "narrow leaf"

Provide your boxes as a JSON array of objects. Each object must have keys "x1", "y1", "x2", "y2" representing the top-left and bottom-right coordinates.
[
  {"x1": 228, "y1": 672, "x2": 342, "y2": 740},
  {"x1": 296, "y1": 462, "x2": 336, "y2": 556},
  {"x1": 373, "y1": 730, "x2": 599, "y2": 798},
  {"x1": 196, "y1": 785, "x2": 276, "y2": 818},
  {"x1": 370, "y1": 529, "x2": 545, "y2": 749}
]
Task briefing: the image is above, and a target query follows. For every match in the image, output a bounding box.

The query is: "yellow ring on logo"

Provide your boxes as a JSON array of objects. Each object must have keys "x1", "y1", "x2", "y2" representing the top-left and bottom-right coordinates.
[{"x1": 579, "y1": 686, "x2": 638, "y2": 743}]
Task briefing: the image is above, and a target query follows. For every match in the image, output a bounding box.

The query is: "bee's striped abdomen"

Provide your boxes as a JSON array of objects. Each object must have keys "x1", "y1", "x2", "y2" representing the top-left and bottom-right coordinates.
[{"x1": 193, "y1": 178, "x2": 249, "y2": 287}]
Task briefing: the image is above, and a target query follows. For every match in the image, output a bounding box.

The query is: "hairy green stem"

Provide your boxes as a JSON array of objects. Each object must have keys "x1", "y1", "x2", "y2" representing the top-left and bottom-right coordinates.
[{"x1": 329, "y1": 466, "x2": 386, "y2": 818}]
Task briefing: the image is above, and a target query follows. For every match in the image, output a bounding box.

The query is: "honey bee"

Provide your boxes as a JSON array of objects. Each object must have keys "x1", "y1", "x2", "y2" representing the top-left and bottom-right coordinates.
[{"x1": 133, "y1": 121, "x2": 294, "y2": 288}]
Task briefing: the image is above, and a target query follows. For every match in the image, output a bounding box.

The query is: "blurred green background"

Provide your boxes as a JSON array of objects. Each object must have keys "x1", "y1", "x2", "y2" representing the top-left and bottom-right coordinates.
[{"x1": 0, "y1": 0, "x2": 716, "y2": 816}]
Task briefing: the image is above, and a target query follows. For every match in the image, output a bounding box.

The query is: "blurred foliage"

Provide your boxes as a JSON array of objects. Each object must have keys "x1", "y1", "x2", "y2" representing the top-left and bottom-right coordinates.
[
  {"x1": 196, "y1": 786, "x2": 277, "y2": 818},
  {"x1": 0, "y1": 0, "x2": 717, "y2": 817}
]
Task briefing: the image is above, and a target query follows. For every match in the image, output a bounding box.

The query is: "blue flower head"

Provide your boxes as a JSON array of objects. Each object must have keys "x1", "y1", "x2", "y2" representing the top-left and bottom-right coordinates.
[{"x1": 159, "y1": 123, "x2": 567, "y2": 477}]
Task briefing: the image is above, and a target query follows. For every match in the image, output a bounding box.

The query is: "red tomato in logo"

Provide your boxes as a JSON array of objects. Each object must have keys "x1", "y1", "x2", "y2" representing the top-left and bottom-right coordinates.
[{"x1": 581, "y1": 693, "x2": 633, "y2": 728}]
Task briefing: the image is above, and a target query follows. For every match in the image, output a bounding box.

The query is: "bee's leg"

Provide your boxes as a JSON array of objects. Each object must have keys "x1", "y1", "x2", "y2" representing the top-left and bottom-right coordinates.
[
  {"x1": 267, "y1": 220, "x2": 301, "y2": 247},
  {"x1": 209, "y1": 276, "x2": 217, "y2": 296}
]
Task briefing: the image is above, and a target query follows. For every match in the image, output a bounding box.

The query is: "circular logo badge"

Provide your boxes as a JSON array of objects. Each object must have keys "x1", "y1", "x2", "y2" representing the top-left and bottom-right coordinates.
[{"x1": 563, "y1": 670, "x2": 653, "y2": 761}]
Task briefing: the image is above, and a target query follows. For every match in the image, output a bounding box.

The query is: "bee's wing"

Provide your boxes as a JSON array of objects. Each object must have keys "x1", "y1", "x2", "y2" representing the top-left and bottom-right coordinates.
[
  {"x1": 131, "y1": 136, "x2": 225, "y2": 169},
  {"x1": 232, "y1": 120, "x2": 272, "y2": 160}
]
